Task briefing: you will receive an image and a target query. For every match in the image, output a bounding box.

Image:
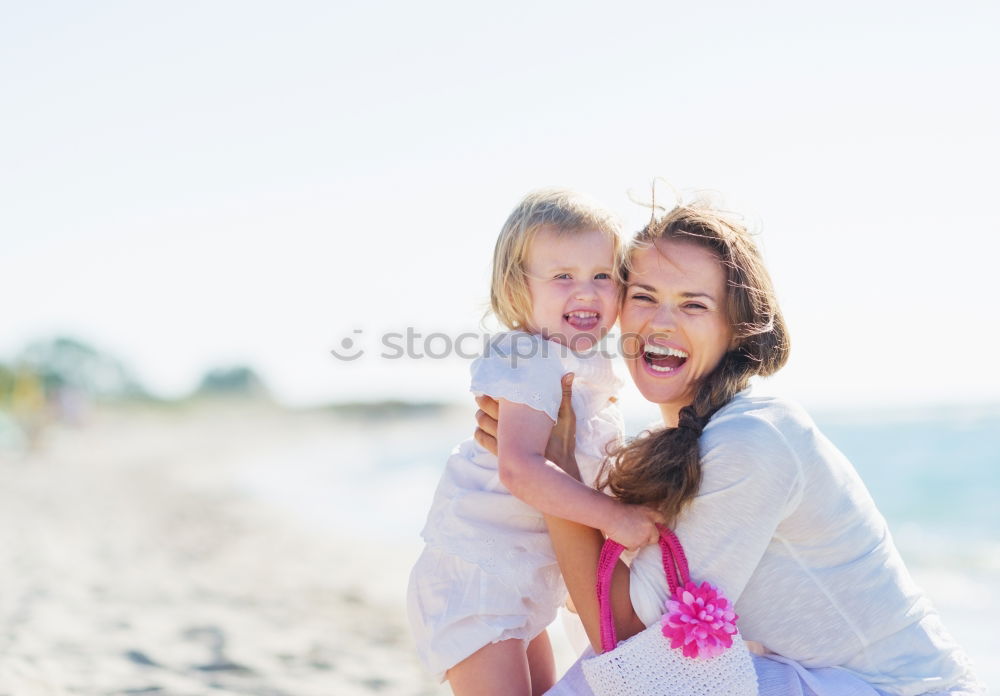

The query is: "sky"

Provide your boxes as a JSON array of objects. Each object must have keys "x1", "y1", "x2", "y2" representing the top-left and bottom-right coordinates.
[{"x1": 2, "y1": 0, "x2": 999, "y2": 412}]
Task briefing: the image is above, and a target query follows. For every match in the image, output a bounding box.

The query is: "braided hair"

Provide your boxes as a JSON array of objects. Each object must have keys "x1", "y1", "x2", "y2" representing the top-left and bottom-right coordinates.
[{"x1": 601, "y1": 202, "x2": 790, "y2": 525}]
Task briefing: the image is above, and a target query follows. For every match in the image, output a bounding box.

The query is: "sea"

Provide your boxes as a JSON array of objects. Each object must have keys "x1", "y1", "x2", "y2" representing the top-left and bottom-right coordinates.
[{"x1": 239, "y1": 399, "x2": 999, "y2": 691}]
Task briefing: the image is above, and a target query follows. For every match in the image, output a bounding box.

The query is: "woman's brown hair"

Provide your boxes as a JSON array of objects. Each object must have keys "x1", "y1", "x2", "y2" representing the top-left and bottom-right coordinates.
[{"x1": 601, "y1": 201, "x2": 790, "y2": 524}]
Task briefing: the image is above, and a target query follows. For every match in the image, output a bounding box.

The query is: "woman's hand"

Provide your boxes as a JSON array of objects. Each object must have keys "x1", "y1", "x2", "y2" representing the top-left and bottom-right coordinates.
[
  {"x1": 475, "y1": 373, "x2": 579, "y2": 478},
  {"x1": 546, "y1": 373, "x2": 577, "y2": 476}
]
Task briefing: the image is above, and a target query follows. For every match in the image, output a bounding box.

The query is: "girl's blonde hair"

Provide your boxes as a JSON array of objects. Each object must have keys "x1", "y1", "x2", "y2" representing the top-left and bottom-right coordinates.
[{"x1": 489, "y1": 188, "x2": 625, "y2": 331}]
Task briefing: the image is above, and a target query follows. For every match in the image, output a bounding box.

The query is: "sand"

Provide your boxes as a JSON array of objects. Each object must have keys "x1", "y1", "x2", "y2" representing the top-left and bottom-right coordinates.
[{"x1": 0, "y1": 402, "x2": 449, "y2": 696}]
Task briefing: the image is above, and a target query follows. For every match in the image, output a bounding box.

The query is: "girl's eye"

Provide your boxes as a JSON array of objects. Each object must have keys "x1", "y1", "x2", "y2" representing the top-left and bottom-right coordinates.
[
  {"x1": 594, "y1": 272, "x2": 612, "y2": 280},
  {"x1": 554, "y1": 273, "x2": 572, "y2": 280}
]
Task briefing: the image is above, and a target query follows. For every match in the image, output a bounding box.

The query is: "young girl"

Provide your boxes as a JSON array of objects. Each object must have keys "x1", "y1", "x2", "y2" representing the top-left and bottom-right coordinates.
[{"x1": 407, "y1": 189, "x2": 662, "y2": 695}]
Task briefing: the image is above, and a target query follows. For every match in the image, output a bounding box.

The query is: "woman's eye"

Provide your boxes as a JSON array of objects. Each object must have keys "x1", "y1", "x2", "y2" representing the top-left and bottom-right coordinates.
[
  {"x1": 630, "y1": 294, "x2": 654, "y2": 303},
  {"x1": 683, "y1": 302, "x2": 707, "y2": 311}
]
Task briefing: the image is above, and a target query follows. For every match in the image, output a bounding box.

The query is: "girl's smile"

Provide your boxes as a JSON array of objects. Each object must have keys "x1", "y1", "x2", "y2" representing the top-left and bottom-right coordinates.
[
  {"x1": 524, "y1": 225, "x2": 619, "y2": 350},
  {"x1": 564, "y1": 310, "x2": 601, "y2": 332}
]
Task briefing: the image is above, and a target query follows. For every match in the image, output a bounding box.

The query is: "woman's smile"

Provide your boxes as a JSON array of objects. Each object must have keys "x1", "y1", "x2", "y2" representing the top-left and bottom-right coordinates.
[
  {"x1": 641, "y1": 341, "x2": 689, "y2": 375},
  {"x1": 619, "y1": 239, "x2": 733, "y2": 423}
]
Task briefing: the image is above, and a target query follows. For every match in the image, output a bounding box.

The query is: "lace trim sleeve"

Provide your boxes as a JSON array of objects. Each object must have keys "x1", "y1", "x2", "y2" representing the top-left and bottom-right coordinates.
[{"x1": 469, "y1": 333, "x2": 564, "y2": 422}]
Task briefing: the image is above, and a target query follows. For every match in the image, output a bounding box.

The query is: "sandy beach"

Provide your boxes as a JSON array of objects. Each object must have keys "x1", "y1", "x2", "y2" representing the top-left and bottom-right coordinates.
[{"x1": 0, "y1": 401, "x2": 448, "y2": 696}]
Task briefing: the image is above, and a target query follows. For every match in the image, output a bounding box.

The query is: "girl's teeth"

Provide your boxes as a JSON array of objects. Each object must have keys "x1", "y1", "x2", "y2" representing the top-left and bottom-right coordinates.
[{"x1": 565, "y1": 311, "x2": 600, "y2": 331}]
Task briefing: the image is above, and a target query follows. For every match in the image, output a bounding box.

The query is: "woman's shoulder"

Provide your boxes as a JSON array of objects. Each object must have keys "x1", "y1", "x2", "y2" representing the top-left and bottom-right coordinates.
[
  {"x1": 699, "y1": 390, "x2": 818, "y2": 484},
  {"x1": 707, "y1": 389, "x2": 818, "y2": 440}
]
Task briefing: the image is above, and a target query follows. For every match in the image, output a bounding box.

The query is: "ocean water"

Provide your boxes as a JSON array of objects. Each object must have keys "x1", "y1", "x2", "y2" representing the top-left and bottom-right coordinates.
[{"x1": 239, "y1": 403, "x2": 999, "y2": 690}]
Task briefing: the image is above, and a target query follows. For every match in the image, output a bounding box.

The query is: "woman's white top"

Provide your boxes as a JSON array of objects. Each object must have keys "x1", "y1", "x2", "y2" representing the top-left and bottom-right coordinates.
[{"x1": 628, "y1": 390, "x2": 979, "y2": 695}]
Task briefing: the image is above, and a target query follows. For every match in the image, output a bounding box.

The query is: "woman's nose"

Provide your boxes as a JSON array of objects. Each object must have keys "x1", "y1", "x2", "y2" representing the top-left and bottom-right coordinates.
[{"x1": 649, "y1": 304, "x2": 677, "y2": 332}]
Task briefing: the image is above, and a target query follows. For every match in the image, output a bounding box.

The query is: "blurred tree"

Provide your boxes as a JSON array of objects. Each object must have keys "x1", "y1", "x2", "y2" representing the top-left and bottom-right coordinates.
[
  {"x1": 16, "y1": 336, "x2": 148, "y2": 401},
  {"x1": 195, "y1": 365, "x2": 269, "y2": 399},
  {"x1": 10, "y1": 367, "x2": 46, "y2": 447},
  {"x1": 0, "y1": 362, "x2": 13, "y2": 408}
]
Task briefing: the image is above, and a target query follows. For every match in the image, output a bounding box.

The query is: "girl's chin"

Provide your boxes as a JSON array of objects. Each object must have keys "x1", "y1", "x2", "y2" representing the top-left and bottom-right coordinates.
[
  {"x1": 566, "y1": 333, "x2": 599, "y2": 351},
  {"x1": 554, "y1": 326, "x2": 613, "y2": 351}
]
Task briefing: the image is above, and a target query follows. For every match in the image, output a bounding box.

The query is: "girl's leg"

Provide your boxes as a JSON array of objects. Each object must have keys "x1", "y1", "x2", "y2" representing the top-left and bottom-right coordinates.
[
  {"x1": 526, "y1": 629, "x2": 556, "y2": 696},
  {"x1": 446, "y1": 639, "x2": 530, "y2": 696}
]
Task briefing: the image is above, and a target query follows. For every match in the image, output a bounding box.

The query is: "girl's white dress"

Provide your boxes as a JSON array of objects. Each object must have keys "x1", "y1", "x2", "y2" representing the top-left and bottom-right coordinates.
[{"x1": 407, "y1": 331, "x2": 624, "y2": 681}]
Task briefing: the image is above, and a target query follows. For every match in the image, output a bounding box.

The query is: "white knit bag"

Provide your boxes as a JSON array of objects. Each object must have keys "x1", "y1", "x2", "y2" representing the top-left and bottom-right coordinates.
[{"x1": 581, "y1": 528, "x2": 758, "y2": 696}]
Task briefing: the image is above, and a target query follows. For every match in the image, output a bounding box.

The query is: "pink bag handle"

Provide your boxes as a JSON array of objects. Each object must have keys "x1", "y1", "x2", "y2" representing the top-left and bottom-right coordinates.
[{"x1": 596, "y1": 524, "x2": 690, "y2": 653}]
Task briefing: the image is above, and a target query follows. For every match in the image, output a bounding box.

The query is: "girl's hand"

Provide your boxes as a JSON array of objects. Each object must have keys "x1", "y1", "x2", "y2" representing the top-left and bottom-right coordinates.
[
  {"x1": 604, "y1": 502, "x2": 664, "y2": 551},
  {"x1": 475, "y1": 373, "x2": 578, "y2": 475}
]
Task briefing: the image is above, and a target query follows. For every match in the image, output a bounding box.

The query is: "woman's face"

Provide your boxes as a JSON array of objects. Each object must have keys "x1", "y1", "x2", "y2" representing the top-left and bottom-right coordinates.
[{"x1": 619, "y1": 239, "x2": 734, "y2": 423}]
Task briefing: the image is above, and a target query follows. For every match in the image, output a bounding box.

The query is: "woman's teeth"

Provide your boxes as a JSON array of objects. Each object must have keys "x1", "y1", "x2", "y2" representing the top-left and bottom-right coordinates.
[
  {"x1": 644, "y1": 344, "x2": 689, "y2": 358},
  {"x1": 643, "y1": 343, "x2": 689, "y2": 372}
]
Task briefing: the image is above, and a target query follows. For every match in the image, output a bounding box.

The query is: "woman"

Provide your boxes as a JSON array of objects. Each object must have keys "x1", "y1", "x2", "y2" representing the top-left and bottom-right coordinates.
[{"x1": 474, "y1": 201, "x2": 983, "y2": 695}]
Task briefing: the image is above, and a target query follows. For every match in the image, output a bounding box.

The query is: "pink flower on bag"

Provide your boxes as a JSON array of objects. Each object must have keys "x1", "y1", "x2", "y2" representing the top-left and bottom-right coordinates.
[{"x1": 661, "y1": 580, "x2": 739, "y2": 659}]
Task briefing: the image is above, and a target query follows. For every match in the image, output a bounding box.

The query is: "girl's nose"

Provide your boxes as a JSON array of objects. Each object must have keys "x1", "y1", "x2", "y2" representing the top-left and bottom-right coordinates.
[{"x1": 574, "y1": 280, "x2": 597, "y2": 301}]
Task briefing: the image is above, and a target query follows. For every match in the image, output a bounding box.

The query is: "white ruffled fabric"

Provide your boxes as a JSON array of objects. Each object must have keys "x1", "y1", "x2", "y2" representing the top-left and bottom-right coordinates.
[{"x1": 407, "y1": 331, "x2": 624, "y2": 681}]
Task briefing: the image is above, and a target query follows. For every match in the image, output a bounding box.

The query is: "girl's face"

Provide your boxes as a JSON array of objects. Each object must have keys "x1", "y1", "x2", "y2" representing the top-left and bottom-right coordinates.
[
  {"x1": 523, "y1": 225, "x2": 619, "y2": 350},
  {"x1": 619, "y1": 239, "x2": 734, "y2": 424}
]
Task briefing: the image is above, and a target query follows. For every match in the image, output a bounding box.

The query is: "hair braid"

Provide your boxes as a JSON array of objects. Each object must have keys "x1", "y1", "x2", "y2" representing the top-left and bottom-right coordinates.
[{"x1": 600, "y1": 200, "x2": 789, "y2": 525}]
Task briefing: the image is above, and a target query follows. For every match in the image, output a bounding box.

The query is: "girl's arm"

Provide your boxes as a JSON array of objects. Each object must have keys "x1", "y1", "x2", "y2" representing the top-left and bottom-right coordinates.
[
  {"x1": 496, "y1": 397, "x2": 659, "y2": 551},
  {"x1": 476, "y1": 377, "x2": 649, "y2": 651}
]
